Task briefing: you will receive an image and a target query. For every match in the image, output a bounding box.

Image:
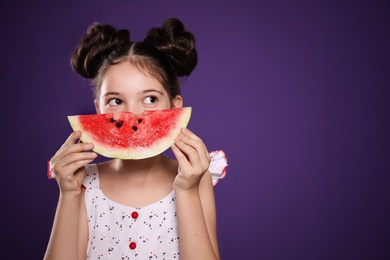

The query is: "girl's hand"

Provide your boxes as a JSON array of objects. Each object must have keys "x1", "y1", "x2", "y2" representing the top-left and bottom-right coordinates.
[
  {"x1": 50, "y1": 131, "x2": 97, "y2": 195},
  {"x1": 171, "y1": 128, "x2": 211, "y2": 192}
]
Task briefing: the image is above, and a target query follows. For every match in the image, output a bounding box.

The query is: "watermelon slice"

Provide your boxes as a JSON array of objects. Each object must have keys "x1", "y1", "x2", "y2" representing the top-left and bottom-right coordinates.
[{"x1": 67, "y1": 107, "x2": 191, "y2": 160}]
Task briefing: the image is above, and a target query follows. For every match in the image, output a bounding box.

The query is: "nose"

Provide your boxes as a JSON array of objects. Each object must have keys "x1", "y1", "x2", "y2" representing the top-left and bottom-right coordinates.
[
  {"x1": 112, "y1": 103, "x2": 142, "y2": 121},
  {"x1": 124, "y1": 103, "x2": 143, "y2": 116}
]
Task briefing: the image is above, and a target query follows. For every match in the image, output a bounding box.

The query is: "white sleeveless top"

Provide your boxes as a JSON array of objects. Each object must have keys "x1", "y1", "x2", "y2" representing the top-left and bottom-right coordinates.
[{"x1": 82, "y1": 164, "x2": 180, "y2": 259}]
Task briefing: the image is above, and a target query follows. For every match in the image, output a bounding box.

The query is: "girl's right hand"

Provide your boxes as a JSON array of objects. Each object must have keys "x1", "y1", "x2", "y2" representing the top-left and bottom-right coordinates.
[{"x1": 50, "y1": 131, "x2": 97, "y2": 195}]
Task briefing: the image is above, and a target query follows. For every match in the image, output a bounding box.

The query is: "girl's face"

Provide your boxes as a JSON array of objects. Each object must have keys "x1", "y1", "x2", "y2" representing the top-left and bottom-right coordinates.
[{"x1": 95, "y1": 62, "x2": 182, "y2": 115}]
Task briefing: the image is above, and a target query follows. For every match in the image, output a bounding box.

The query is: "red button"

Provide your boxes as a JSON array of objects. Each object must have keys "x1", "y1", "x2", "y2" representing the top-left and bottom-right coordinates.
[
  {"x1": 129, "y1": 242, "x2": 137, "y2": 250},
  {"x1": 131, "y1": 211, "x2": 139, "y2": 219}
]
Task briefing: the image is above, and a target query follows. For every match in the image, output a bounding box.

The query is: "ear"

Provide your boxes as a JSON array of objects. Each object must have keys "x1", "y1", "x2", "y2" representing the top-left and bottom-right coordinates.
[
  {"x1": 94, "y1": 100, "x2": 100, "y2": 114},
  {"x1": 172, "y1": 95, "x2": 183, "y2": 108}
]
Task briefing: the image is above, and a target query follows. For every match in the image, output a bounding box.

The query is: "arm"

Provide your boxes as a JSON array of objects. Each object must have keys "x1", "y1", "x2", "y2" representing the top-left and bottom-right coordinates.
[
  {"x1": 44, "y1": 131, "x2": 96, "y2": 260},
  {"x1": 172, "y1": 128, "x2": 220, "y2": 260},
  {"x1": 44, "y1": 186, "x2": 88, "y2": 260}
]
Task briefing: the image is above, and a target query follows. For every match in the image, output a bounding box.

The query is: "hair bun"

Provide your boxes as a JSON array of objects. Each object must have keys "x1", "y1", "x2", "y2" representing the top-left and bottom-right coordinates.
[
  {"x1": 71, "y1": 23, "x2": 131, "y2": 79},
  {"x1": 144, "y1": 18, "x2": 198, "y2": 77}
]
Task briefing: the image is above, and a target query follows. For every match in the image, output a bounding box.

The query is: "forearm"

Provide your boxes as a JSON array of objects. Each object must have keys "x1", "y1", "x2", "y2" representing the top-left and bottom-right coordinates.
[
  {"x1": 175, "y1": 188, "x2": 219, "y2": 260},
  {"x1": 44, "y1": 193, "x2": 82, "y2": 260}
]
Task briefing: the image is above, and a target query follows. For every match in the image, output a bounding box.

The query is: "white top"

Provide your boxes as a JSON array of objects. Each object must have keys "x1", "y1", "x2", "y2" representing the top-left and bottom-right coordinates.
[{"x1": 82, "y1": 164, "x2": 180, "y2": 259}]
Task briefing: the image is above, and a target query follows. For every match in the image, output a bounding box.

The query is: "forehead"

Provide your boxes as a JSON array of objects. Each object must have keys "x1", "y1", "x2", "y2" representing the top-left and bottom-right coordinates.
[{"x1": 101, "y1": 62, "x2": 165, "y2": 94}]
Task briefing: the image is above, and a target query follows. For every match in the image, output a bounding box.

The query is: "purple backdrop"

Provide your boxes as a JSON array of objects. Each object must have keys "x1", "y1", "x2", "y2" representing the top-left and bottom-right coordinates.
[{"x1": 1, "y1": 0, "x2": 389, "y2": 259}]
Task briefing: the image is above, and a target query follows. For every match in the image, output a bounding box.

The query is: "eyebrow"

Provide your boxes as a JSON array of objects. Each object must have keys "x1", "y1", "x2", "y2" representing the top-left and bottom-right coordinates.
[
  {"x1": 102, "y1": 89, "x2": 165, "y2": 97},
  {"x1": 103, "y1": 91, "x2": 120, "y2": 97},
  {"x1": 141, "y1": 89, "x2": 165, "y2": 96}
]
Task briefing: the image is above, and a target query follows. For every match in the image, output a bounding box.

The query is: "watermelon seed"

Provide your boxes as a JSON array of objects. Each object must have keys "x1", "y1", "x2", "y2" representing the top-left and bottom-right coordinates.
[
  {"x1": 138, "y1": 119, "x2": 142, "y2": 124},
  {"x1": 132, "y1": 126, "x2": 138, "y2": 131},
  {"x1": 109, "y1": 118, "x2": 115, "y2": 123},
  {"x1": 116, "y1": 121, "x2": 123, "y2": 128}
]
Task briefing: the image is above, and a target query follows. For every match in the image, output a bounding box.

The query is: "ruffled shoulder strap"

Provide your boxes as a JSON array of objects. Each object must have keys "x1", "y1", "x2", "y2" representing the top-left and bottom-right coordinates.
[{"x1": 209, "y1": 150, "x2": 228, "y2": 186}]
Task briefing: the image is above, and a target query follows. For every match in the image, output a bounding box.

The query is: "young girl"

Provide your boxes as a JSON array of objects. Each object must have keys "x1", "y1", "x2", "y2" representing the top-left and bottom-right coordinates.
[{"x1": 44, "y1": 18, "x2": 222, "y2": 260}]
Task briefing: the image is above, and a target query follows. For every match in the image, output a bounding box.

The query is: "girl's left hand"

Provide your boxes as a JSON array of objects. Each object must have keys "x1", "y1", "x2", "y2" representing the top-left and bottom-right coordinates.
[{"x1": 171, "y1": 128, "x2": 211, "y2": 192}]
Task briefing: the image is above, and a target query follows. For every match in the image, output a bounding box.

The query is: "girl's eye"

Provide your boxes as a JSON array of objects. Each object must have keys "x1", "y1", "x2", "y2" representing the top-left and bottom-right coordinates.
[
  {"x1": 144, "y1": 96, "x2": 158, "y2": 104},
  {"x1": 108, "y1": 98, "x2": 123, "y2": 106}
]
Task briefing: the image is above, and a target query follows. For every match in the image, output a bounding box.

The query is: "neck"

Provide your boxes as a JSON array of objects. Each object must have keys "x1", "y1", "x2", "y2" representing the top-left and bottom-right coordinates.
[
  {"x1": 115, "y1": 153, "x2": 162, "y2": 168},
  {"x1": 109, "y1": 154, "x2": 172, "y2": 177},
  {"x1": 100, "y1": 154, "x2": 177, "y2": 185}
]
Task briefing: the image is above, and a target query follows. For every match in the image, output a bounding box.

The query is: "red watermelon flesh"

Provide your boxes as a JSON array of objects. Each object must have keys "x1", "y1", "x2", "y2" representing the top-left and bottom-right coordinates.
[{"x1": 67, "y1": 107, "x2": 191, "y2": 160}]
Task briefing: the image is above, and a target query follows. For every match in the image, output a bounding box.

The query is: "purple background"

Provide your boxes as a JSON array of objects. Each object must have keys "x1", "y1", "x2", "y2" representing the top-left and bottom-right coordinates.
[{"x1": 1, "y1": 0, "x2": 389, "y2": 259}]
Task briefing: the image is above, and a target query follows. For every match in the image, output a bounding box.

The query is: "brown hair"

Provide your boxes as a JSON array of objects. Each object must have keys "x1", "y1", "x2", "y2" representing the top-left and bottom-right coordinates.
[{"x1": 70, "y1": 18, "x2": 198, "y2": 100}]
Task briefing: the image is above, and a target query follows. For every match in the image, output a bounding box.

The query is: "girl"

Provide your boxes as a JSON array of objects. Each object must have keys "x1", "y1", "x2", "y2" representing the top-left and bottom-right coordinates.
[{"x1": 44, "y1": 18, "x2": 220, "y2": 260}]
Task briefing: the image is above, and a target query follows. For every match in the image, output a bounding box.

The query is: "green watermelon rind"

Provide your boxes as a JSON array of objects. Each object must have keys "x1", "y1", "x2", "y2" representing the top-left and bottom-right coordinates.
[{"x1": 67, "y1": 107, "x2": 192, "y2": 160}]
